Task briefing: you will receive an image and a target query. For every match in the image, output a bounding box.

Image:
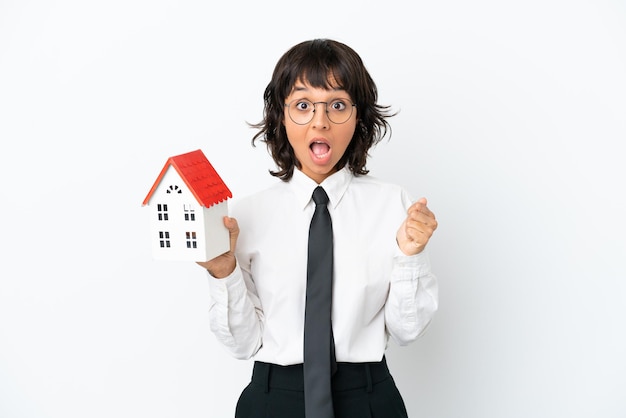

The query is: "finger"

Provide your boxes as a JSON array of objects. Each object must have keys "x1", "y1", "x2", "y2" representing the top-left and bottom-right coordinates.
[
  {"x1": 407, "y1": 208, "x2": 436, "y2": 228},
  {"x1": 408, "y1": 198, "x2": 434, "y2": 217},
  {"x1": 403, "y1": 225, "x2": 430, "y2": 250},
  {"x1": 408, "y1": 200, "x2": 436, "y2": 224},
  {"x1": 406, "y1": 221, "x2": 433, "y2": 238},
  {"x1": 222, "y1": 216, "x2": 240, "y2": 235},
  {"x1": 406, "y1": 215, "x2": 437, "y2": 236},
  {"x1": 221, "y1": 216, "x2": 240, "y2": 252},
  {"x1": 407, "y1": 198, "x2": 426, "y2": 213}
]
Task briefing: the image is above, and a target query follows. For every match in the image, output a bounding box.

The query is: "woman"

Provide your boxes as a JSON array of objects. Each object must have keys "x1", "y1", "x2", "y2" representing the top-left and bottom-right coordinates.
[{"x1": 198, "y1": 38, "x2": 438, "y2": 418}]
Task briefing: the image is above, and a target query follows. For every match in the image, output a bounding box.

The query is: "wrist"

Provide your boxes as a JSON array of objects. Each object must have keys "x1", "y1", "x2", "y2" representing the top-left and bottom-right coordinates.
[{"x1": 207, "y1": 260, "x2": 236, "y2": 279}]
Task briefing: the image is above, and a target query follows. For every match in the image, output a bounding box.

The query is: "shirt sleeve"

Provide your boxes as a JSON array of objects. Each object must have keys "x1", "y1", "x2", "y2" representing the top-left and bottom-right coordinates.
[
  {"x1": 206, "y1": 265, "x2": 264, "y2": 359},
  {"x1": 384, "y1": 247, "x2": 439, "y2": 346}
]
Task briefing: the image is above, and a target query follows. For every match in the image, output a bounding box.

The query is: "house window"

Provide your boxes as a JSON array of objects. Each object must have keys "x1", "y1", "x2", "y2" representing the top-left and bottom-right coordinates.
[
  {"x1": 159, "y1": 231, "x2": 170, "y2": 248},
  {"x1": 185, "y1": 231, "x2": 197, "y2": 249},
  {"x1": 167, "y1": 185, "x2": 182, "y2": 194},
  {"x1": 157, "y1": 204, "x2": 169, "y2": 221},
  {"x1": 183, "y1": 204, "x2": 196, "y2": 221}
]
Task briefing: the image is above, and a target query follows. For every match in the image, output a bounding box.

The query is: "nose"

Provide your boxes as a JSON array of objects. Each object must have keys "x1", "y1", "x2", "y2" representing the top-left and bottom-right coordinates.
[{"x1": 311, "y1": 102, "x2": 330, "y2": 129}]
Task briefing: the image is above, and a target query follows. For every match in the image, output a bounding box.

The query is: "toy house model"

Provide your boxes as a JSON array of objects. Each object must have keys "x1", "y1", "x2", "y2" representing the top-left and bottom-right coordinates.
[{"x1": 142, "y1": 149, "x2": 232, "y2": 262}]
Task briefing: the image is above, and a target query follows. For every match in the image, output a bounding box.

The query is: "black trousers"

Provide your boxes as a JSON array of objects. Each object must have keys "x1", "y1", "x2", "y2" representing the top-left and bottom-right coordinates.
[{"x1": 234, "y1": 356, "x2": 409, "y2": 418}]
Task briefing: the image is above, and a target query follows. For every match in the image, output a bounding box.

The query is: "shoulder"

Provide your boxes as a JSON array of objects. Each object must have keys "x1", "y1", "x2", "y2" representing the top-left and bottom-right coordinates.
[
  {"x1": 350, "y1": 174, "x2": 413, "y2": 202},
  {"x1": 230, "y1": 180, "x2": 292, "y2": 218}
]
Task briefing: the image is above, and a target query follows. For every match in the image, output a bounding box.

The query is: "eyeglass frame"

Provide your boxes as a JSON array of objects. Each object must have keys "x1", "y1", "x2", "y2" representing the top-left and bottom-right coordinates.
[{"x1": 284, "y1": 98, "x2": 357, "y2": 125}]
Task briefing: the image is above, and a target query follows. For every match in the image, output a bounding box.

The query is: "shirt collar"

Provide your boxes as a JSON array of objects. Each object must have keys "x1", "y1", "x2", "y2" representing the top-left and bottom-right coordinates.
[{"x1": 291, "y1": 167, "x2": 353, "y2": 210}]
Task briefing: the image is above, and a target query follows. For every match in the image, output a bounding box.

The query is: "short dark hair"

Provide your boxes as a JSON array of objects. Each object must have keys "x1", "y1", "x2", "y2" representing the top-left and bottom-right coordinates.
[{"x1": 251, "y1": 39, "x2": 395, "y2": 181}]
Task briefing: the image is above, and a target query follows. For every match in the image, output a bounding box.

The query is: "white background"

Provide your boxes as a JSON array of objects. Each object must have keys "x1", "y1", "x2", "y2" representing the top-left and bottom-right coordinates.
[{"x1": 1, "y1": 1, "x2": 625, "y2": 417}]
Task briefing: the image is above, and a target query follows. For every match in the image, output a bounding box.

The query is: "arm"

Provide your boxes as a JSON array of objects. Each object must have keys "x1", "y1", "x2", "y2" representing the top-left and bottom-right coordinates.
[
  {"x1": 385, "y1": 198, "x2": 439, "y2": 345},
  {"x1": 197, "y1": 217, "x2": 264, "y2": 359},
  {"x1": 385, "y1": 250, "x2": 438, "y2": 345}
]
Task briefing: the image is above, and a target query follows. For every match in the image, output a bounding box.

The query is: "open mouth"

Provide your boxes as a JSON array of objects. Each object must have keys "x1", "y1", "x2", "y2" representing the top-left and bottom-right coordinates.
[{"x1": 310, "y1": 141, "x2": 330, "y2": 159}]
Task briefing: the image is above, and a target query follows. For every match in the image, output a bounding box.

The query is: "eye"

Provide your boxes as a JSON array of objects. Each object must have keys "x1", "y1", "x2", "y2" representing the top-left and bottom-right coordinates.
[
  {"x1": 295, "y1": 100, "x2": 312, "y2": 111},
  {"x1": 330, "y1": 99, "x2": 349, "y2": 111}
]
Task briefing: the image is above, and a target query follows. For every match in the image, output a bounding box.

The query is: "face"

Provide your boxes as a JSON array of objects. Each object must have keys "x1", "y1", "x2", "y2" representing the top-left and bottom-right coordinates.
[{"x1": 283, "y1": 80, "x2": 357, "y2": 184}]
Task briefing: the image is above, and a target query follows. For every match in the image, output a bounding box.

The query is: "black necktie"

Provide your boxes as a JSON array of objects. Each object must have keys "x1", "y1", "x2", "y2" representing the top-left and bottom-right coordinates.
[{"x1": 304, "y1": 186, "x2": 336, "y2": 418}]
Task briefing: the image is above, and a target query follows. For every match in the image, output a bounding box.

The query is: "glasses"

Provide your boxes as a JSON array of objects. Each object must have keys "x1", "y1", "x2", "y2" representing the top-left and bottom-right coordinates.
[{"x1": 284, "y1": 98, "x2": 356, "y2": 125}]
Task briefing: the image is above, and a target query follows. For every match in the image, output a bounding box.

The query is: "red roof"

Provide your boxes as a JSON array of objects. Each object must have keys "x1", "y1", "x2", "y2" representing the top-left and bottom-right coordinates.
[{"x1": 142, "y1": 149, "x2": 232, "y2": 207}]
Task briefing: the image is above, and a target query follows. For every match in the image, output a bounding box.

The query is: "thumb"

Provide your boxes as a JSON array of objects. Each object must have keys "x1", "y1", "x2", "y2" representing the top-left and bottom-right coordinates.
[
  {"x1": 223, "y1": 216, "x2": 239, "y2": 252},
  {"x1": 224, "y1": 216, "x2": 239, "y2": 233}
]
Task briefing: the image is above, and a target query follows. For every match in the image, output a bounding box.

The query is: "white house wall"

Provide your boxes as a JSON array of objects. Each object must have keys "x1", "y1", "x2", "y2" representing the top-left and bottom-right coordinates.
[
  {"x1": 148, "y1": 166, "x2": 229, "y2": 261},
  {"x1": 199, "y1": 202, "x2": 229, "y2": 260}
]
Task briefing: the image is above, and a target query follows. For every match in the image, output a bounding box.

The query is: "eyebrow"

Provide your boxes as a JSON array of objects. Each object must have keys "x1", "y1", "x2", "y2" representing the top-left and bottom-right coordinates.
[{"x1": 292, "y1": 84, "x2": 344, "y2": 93}]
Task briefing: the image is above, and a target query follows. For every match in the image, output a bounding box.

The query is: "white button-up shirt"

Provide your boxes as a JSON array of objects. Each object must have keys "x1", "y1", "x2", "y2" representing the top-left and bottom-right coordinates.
[{"x1": 207, "y1": 168, "x2": 438, "y2": 365}]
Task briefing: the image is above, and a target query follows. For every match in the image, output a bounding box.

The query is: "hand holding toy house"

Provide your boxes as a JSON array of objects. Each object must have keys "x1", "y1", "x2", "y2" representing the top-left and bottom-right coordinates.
[{"x1": 142, "y1": 149, "x2": 232, "y2": 262}]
